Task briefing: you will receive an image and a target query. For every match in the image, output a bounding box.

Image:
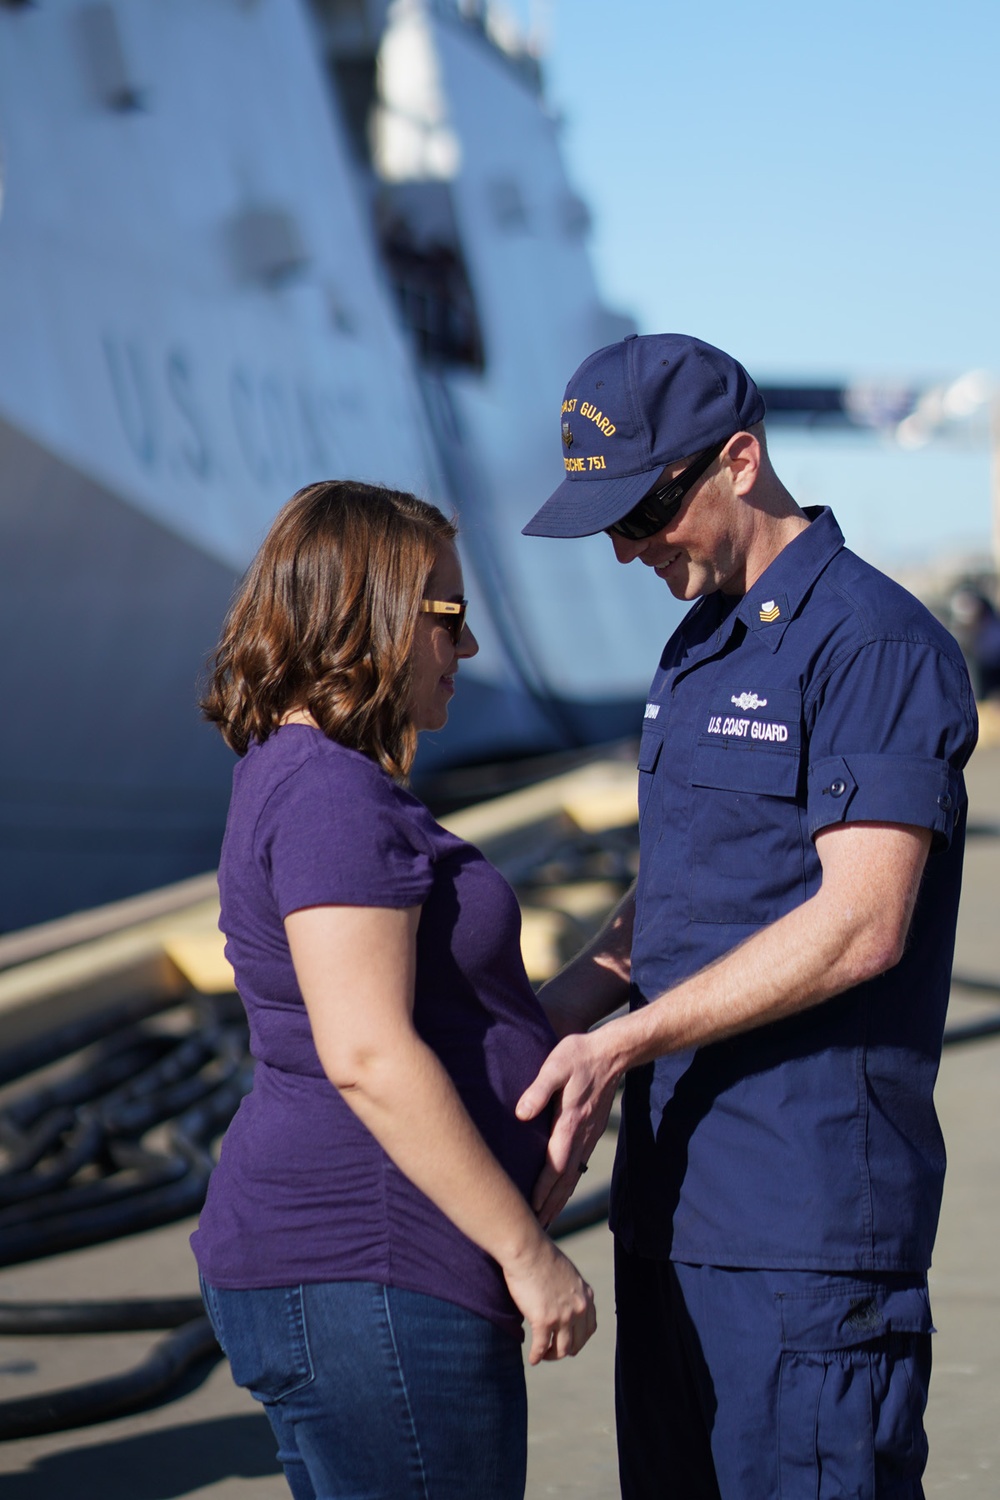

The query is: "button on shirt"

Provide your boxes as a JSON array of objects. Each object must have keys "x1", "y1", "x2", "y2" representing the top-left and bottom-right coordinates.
[{"x1": 610, "y1": 508, "x2": 978, "y2": 1273}]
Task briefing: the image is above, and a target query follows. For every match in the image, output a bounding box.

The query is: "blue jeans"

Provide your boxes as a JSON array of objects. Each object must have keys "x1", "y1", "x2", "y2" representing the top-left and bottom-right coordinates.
[{"x1": 200, "y1": 1276, "x2": 527, "y2": 1500}]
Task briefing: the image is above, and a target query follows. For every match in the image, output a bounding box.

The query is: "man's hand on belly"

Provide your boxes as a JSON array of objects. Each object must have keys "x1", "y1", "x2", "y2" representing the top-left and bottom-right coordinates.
[{"x1": 517, "y1": 1030, "x2": 625, "y2": 1228}]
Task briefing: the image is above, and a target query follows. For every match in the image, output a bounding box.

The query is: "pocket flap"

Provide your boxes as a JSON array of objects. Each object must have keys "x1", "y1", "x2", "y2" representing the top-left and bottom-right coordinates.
[
  {"x1": 777, "y1": 1281, "x2": 934, "y2": 1351},
  {"x1": 638, "y1": 729, "x2": 663, "y2": 773},
  {"x1": 692, "y1": 741, "x2": 800, "y2": 798}
]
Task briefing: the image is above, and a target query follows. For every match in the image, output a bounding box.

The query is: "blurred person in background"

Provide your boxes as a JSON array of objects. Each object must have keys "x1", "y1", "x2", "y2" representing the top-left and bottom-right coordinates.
[
  {"x1": 192, "y1": 480, "x2": 595, "y2": 1500},
  {"x1": 950, "y1": 584, "x2": 1000, "y2": 700}
]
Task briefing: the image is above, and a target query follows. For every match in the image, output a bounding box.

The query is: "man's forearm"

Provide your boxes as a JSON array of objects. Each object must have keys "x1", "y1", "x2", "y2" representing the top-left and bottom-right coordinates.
[
  {"x1": 585, "y1": 821, "x2": 932, "y2": 1074},
  {"x1": 592, "y1": 895, "x2": 849, "y2": 1076},
  {"x1": 517, "y1": 821, "x2": 932, "y2": 1225}
]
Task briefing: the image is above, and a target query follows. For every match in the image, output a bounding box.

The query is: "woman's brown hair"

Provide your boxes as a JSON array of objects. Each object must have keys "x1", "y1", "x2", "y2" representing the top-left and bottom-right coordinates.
[{"x1": 201, "y1": 480, "x2": 456, "y2": 779}]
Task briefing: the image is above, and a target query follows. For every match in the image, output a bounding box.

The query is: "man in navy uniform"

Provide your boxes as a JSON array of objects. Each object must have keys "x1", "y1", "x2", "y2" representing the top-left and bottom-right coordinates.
[{"x1": 516, "y1": 333, "x2": 977, "y2": 1498}]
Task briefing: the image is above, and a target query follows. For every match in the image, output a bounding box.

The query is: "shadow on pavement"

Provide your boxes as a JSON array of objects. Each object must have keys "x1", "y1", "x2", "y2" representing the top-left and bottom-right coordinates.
[{"x1": 0, "y1": 1412, "x2": 280, "y2": 1499}]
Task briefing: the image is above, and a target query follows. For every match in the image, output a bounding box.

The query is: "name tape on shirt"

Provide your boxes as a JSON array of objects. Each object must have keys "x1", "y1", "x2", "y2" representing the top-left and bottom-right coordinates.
[{"x1": 706, "y1": 714, "x2": 789, "y2": 742}]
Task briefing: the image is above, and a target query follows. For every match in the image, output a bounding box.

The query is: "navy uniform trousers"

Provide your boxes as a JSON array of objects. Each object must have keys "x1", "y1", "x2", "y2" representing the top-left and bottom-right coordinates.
[{"x1": 614, "y1": 1242, "x2": 933, "y2": 1500}]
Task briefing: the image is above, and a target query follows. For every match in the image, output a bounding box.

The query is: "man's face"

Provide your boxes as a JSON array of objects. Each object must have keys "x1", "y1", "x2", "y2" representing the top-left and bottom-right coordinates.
[{"x1": 608, "y1": 445, "x2": 752, "y2": 600}]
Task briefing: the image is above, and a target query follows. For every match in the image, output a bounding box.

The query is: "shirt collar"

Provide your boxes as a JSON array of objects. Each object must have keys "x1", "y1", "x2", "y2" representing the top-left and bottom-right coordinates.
[
  {"x1": 733, "y1": 506, "x2": 844, "y2": 653},
  {"x1": 674, "y1": 507, "x2": 845, "y2": 667}
]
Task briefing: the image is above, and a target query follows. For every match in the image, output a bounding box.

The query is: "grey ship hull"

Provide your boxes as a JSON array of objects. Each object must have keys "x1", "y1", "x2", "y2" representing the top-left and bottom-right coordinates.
[
  {"x1": 0, "y1": 0, "x2": 678, "y2": 929},
  {"x1": 0, "y1": 417, "x2": 235, "y2": 930}
]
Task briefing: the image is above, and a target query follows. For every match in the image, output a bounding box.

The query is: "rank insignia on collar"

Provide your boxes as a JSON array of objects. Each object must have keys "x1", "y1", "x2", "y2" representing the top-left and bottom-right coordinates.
[
  {"x1": 561, "y1": 419, "x2": 574, "y2": 449},
  {"x1": 758, "y1": 599, "x2": 781, "y2": 623}
]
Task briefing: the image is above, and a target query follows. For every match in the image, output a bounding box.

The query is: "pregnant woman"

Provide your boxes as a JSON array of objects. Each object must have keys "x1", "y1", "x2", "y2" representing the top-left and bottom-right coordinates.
[{"x1": 192, "y1": 480, "x2": 595, "y2": 1500}]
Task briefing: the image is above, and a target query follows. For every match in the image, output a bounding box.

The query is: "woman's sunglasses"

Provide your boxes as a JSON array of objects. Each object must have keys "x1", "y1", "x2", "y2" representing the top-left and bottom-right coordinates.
[
  {"x1": 608, "y1": 439, "x2": 728, "y2": 541},
  {"x1": 419, "y1": 598, "x2": 469, "y2": 646}
]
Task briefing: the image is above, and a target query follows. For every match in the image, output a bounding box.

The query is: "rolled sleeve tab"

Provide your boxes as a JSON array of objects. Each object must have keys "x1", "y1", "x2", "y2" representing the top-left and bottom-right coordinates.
[
  {"x1": 809, "y1": 754, "x2": 959, "y2": 846},
  {"x1": 808, "y1": 757, "x2": 857, "y2": 828}
]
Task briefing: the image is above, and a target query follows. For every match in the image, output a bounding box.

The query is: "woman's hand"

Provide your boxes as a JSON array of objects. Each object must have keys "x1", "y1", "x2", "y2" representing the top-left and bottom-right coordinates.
[{"x1": 501, "y1": 1234, "x2": 596, "y2": 1366}]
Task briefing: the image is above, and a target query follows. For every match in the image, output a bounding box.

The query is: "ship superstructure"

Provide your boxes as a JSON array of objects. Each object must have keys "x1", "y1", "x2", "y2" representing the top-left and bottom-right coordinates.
[{"x1": 0, "y1": 0, "x2": 681, "y2": 929}]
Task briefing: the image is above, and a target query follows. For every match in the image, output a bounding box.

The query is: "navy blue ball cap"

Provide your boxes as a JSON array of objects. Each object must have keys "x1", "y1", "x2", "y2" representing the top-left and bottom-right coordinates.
[{"x1": 522, "y1": 332, "x2": 766, "y2": 538}]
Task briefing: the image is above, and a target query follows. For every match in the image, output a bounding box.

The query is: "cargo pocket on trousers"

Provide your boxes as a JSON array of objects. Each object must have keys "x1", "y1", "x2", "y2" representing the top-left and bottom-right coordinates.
[
  {"x1": 775, "y1": 1280, "x2": 933, "y2": 1500},
  {"x1": 200, "y1": 1278, "x2": 314, "y2": 1403}
]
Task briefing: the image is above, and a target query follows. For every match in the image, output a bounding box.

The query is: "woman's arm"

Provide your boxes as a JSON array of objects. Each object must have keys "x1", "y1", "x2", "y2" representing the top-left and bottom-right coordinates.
[
  {"x1": 537, "y1": 884, "x2": 635, "y2": 1038},
  {"x1": 284, "y1": 903, "x2": 596, "y2": 1365}
]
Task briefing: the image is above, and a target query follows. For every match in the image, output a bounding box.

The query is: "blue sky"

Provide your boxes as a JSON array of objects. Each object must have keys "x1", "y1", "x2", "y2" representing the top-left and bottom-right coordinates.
[{"x1": 504, "y1": 0, "x2": 999, "y2": 571}]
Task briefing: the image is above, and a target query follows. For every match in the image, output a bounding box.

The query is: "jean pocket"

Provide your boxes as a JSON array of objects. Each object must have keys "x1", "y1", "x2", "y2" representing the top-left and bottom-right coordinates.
[
  {"x1": 200, "y1": 1278, "x2": 314, "y2": 1403},
  {"x1": 775, "y1": 1280, "x2": 932, "y2": 1500}
]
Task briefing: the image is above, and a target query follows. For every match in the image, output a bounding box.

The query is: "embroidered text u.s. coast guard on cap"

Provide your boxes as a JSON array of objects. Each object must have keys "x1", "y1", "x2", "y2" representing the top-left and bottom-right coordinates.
[{"x1": 523, "y1": 332, "x2": 766, "y2": 538}]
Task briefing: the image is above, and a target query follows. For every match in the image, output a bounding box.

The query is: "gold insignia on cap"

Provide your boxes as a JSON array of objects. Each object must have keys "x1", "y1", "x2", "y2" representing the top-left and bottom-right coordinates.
[
  {"x1": 758, "y1": 599, "x2": 781, "y2": 623},
  {"x1": 561, "y1": 419, "x2": 574, "y2": 449}
]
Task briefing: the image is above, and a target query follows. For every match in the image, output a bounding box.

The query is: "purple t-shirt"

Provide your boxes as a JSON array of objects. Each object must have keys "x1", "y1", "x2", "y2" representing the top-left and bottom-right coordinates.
[{"x1": 190, "y1": 725, "x2": 555, "y2": 1337}]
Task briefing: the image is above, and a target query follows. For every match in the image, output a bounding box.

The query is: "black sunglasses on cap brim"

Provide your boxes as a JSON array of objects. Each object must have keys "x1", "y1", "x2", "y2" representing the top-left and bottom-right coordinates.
[{"x1": 608, "y1": 439, "x2": 729, "y2": 541}]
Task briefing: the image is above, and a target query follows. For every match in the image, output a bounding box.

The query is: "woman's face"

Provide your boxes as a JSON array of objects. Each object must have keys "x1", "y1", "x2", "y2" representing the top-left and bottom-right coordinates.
[{"x1": 409, "y1": 539, "x2": 479, "y2": 733}]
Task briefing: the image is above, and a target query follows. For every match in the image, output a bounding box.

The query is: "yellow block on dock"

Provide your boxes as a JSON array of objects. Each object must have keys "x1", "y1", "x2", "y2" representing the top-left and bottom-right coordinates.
[{"x1": 160, "y1": 905, "x2": 235, "y2": 995}]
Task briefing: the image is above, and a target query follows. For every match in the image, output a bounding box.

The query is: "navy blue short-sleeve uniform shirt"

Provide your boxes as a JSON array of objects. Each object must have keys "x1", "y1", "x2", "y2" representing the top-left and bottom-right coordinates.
[{"x1": 610, "y1": 508, "x2": 978, "y2": 1273}]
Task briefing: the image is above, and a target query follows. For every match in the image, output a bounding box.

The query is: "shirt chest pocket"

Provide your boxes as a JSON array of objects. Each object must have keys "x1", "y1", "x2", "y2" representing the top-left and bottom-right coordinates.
[{"x1": 689, "y1": 687, "x2": 806, "y2": 924}]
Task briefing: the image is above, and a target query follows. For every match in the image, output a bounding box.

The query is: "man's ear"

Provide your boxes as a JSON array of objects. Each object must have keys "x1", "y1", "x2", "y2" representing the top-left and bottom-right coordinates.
[{"x1": 723, "y1": 430, "x2": 761, "y2": 495}]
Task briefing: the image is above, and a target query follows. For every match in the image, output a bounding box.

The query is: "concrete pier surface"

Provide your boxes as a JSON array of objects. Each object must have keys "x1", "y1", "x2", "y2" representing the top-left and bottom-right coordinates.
[{"x1": 1, "y1": 749, "x2": 999, "y2": 1499}]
